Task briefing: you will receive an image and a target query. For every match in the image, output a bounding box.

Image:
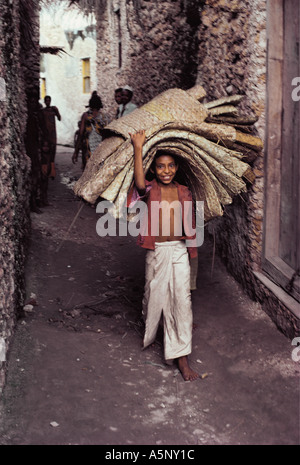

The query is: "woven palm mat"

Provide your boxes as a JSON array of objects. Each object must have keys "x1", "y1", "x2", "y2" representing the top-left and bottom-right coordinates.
[{"x1": 73, "y1": 85, "x2": 263, "y2": 222}]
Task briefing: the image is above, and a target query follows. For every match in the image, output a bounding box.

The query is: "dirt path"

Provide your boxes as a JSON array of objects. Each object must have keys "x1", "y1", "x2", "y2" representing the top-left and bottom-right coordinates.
[{"x1": 0, "y1": 146, "x2": 299, "y2": 446}]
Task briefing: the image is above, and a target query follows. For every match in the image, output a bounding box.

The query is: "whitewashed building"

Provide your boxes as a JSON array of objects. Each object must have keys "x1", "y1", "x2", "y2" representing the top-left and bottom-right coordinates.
[{"x1": 40, "y1": 1, "x2": 97, "y2": 146}]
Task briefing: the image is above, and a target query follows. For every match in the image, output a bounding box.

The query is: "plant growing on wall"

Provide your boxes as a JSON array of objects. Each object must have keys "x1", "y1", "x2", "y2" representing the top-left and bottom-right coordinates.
[{"x1": 68, "y1": 0, "x2": 106, "y2": 13}]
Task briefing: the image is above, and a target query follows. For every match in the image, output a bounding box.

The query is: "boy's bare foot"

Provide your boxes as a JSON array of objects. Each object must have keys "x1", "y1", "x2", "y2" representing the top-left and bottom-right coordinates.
[{"x1": 177, "y1": 356, "x2": 199, "y2": 381}]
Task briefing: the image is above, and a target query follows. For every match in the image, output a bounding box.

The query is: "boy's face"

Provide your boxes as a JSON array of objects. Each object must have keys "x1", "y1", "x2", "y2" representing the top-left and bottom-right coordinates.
[{"x1": 152, "y1": 155, "x2": 178, "y2": 185}]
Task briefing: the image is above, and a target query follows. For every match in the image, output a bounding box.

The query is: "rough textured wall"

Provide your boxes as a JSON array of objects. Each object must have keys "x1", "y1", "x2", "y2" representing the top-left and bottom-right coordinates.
[
  {"x1": 196, "y1": 0, "x2": 298, "y2": 338},
  {"x1": 96, "y1": 0, "x2": 202, "y2": 117},
  {"x1": 0, "y1": 0, "x2": 39, "y2": 391},
  {"x1": 196, "y1": 0, "x2": 266, "y2": 278}
]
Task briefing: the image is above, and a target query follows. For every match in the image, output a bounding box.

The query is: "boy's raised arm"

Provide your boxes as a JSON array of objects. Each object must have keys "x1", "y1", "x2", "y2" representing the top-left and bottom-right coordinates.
[{"x1": 130, "y1": 130, "x2": 146, "y2": 194}]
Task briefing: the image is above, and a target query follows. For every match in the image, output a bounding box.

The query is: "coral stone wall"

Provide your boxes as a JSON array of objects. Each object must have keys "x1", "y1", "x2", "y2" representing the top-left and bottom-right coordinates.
[
  {"x1": 0, "y1": 0, "x2": 39, "y2": 391},
  {"x1": 196, "y1": 0, "x2": 266, "y2": 278},
  {"x1": 96, "y1": 0, "x2": 202, "y2": 117},
  {"x1": 197, "y1": 0, "x2": 298, "y2": 338}
]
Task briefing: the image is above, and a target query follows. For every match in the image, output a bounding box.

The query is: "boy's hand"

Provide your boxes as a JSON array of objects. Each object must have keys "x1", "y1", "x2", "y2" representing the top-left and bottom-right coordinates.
[
  {"x1": 129, "y1": 130, "x2": 146, "y2": 149},
  {"x1": 131, "y1": 130, "x2": 146, "y2": 191}
]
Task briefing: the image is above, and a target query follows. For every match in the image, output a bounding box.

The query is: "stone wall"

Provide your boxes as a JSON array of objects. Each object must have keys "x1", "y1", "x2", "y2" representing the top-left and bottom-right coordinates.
[
  {"x1": 197, "y1": 0, "x2": 266, "y2": 271},
  {"x1": 96, "y1": 0, "x2": 203, "y2": 117},
  {"x1": 196, "y1": 0, "x2": 298, "y2": 338},
  {"x1": 0, "y1": 0, "x2": 39, "y2": 391}
]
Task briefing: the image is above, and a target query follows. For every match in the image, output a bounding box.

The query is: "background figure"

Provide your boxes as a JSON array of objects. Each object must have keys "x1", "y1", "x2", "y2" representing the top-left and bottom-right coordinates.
[
  {"x1": 72, "y1": 93, "x2": 110, "y2": 170},
  {"x1": 117, "y1": 85, "x2": 137, "y2": 118},
  {"x1": 25, "y1": 91, "x2": 43, "y2": 213},
  {"x1": 74, "y1": 120, "x2": 86, "y2": 168},
  {"x1": 40, "y1": 95, "x2": 61, "y2": 179},
  {"x1": 114, "y1": 87, "x2": 123, "y2": 119},
  {"x1": 85, "y1": 90, "x2": 98, "y2": 108}
]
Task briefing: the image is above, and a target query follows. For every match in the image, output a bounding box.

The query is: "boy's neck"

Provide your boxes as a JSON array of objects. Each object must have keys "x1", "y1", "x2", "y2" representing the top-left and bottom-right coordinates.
[{"x1": 156, "y1": 180, "x2": 177, "y2": 189}]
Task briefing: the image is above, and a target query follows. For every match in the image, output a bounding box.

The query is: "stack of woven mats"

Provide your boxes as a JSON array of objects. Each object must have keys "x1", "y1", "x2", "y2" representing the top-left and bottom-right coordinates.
[{"x1": 73, "y1": 85, "x2": 263, "y2": 222}]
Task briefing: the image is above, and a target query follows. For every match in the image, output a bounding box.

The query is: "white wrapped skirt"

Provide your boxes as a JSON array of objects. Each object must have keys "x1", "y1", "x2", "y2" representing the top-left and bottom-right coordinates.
[{"x1": 142, "y1": 241, "x2": 193, "y2": 361}]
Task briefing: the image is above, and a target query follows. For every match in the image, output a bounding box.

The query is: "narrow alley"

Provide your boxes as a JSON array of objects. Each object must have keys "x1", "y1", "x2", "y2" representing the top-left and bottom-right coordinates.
[{"x1": 0, "y1": 147, "x2": 299, "y2": 446}]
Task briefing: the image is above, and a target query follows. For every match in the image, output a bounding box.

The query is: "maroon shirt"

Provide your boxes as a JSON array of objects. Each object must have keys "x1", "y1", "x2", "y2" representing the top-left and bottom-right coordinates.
[{"x1": 127, "y1": 178, "x2": 197, "y2": 258}]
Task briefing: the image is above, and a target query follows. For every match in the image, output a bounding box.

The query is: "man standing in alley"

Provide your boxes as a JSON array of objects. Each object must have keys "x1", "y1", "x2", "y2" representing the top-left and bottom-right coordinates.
[
  {"x1": 117, "y1": 85, "x2": 137, "y2": 118},
  {"x1": 41, "y1": 95, "x2": 61, "y2": 179}
]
